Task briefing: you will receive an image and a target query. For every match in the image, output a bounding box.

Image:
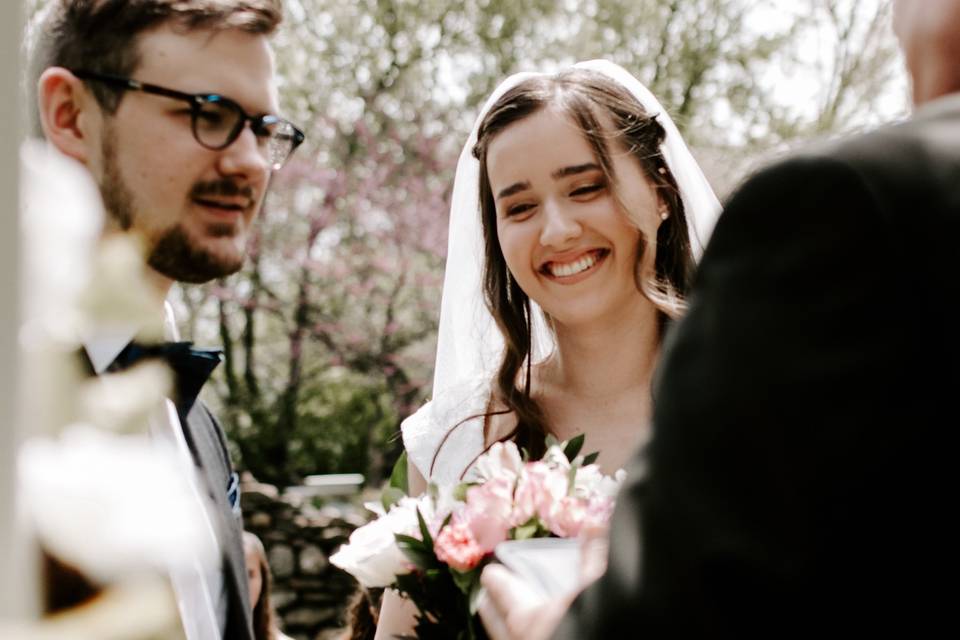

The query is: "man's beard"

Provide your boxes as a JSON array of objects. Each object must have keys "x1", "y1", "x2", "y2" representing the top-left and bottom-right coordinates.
[
  {"x1": 99, "y1": 129, "x2": 250, "y2": 283},
  {"x1": 147, "y1": 224, "x2": 244, "y2": 283}
]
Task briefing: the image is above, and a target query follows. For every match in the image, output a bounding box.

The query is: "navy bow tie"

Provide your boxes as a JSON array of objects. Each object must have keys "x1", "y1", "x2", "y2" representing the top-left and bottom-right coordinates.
[{"x1": 107, "y1": 341, "x2": 223, "y2": 420}]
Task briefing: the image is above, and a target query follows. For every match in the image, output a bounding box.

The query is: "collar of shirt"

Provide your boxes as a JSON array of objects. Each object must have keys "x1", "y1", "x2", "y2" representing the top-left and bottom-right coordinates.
[{"x1": 83, "y1": 301, "x2": 180, "y2": 373}]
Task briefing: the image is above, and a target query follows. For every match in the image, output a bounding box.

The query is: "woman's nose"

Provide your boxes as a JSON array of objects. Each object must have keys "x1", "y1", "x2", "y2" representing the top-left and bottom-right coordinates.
[{"x1": 539, "y1": 200, "x2": 582, "y2": 248}]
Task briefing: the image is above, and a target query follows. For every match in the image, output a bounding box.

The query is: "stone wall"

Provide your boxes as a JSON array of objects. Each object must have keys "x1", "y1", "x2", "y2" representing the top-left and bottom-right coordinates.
[{"x1": 241, "y1": 476, "x2": 371, "y2": 640}]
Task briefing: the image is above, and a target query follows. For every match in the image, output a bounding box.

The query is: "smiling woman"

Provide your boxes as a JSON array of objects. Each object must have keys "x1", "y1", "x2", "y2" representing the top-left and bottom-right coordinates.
[
  {"x1": 487, "y1": 104, "x2": 653, "y2": 329},
  {"x1": 468, "y1": 65, "x2": 713, "y2": 464},
  {"x1": 374, "y1": 60, "x2": 722, "y2": 638}
]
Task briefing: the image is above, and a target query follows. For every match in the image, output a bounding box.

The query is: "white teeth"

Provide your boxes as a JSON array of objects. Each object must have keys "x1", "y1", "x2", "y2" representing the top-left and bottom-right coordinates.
[{"x1": 548, "y1": 252, "x2": 599, "y2": 278}]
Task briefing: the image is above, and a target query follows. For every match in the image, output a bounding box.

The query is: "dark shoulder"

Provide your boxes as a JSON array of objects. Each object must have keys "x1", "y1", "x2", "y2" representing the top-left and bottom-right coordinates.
[{"x1": 710, "y1": 150, "x2": 889, "y2": 261}]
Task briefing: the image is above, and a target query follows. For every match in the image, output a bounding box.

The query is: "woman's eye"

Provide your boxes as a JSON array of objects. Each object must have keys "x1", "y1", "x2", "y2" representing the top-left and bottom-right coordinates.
[
  {"x1": 506, "y1": 203, "x2": 535, "y2": 217},
  {"x1": 570, "y1": 183, "x2": 604, "y2": 198}
]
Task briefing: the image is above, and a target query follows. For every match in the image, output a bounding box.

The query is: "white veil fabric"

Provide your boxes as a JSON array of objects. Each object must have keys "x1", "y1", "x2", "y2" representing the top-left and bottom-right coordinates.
[{"x1": 430, "y1": 60, "x2": 721, "y2": 401}]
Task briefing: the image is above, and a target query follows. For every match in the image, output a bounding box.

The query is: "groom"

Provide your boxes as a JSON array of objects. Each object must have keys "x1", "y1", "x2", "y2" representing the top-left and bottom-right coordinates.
[
  {"x1": 33, "y1": 1, "x2": 301, "y2": 638},
  {"x1": 482, "y1": 0, "x2": 960, "y2": 636}
]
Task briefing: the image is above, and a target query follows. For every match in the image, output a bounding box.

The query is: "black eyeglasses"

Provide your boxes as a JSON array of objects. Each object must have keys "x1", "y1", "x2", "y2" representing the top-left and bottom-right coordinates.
[{"x1": 71, "y1": 69, "x2": 305, "y2": 170}]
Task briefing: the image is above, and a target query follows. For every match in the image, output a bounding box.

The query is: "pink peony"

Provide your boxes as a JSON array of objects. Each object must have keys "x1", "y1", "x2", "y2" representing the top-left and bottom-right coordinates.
[
  {"x1": 511, "y1": 462, "x2": 569, "y2": 528},
  {"x1": 434, "y1": 521, "x2": 486, "y2": 572},
  {"x1": 542, "y1": 495, "x2": 615, "y2": 538},
  {"x1": 461, "y1": 476, "x2": 515, "y2": 552}
]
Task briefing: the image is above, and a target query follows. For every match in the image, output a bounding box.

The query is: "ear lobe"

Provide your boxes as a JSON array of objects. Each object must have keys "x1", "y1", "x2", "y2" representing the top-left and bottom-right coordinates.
[{"x1": 37, "y1": 67, "x2": 99, "y2": 164}]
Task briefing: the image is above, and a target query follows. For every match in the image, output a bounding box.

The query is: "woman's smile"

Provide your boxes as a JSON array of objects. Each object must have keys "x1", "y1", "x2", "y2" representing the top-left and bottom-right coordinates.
[{"x1": 540, "y1": 248, "x2": 609, "y2": 283}]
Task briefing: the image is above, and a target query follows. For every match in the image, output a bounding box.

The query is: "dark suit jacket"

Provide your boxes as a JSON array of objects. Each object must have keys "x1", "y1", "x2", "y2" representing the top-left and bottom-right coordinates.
[
  {"x1": 554, "y1": 94, "x2": 960, "y2": 636},
  {"x1": 181, "y1": 400, "x2": 254, "y2": 640}
]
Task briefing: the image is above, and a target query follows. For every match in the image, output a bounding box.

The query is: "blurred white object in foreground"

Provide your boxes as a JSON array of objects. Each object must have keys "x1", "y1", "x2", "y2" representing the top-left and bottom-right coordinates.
[
  {"x1": 19, "y1": 140, "x2": 103, "y2": 342},
  {"x1": 18, "y1": 425, "x2": 216, "y2": 584},
  {"x1": 8, "y1": 141, "x2": 207, "y2": 638}
]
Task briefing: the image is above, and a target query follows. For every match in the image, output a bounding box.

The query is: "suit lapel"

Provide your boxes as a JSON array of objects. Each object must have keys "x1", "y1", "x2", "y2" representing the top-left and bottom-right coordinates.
[{"x1": 180, "y1": 402, "x2": 253, "y2": 640}]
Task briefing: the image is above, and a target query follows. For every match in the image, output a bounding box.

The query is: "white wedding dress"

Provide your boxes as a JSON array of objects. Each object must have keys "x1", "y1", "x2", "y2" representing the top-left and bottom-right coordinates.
[{"x1": 401, "y1": 377, "x2": 493, "y2": 485}]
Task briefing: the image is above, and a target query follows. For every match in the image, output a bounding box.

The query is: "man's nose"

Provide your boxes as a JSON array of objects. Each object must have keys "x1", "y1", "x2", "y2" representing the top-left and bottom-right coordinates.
[{"x1": 216, "y1": 125, "x2": 270, "y2": 181}]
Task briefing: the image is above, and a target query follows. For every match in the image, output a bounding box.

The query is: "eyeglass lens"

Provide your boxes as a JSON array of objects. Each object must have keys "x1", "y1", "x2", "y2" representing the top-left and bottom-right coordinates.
[{"x1": 192, "y1": 97, "x2": 296, "y2": 169}]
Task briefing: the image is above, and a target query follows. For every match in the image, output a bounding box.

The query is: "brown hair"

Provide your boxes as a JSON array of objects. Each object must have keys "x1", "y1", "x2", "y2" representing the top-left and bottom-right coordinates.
[
  {"x1": 31, "y1": 0, "x2": 282, "y2": 115},
  {"x1": 340, "y1": 587, "x2": 384, "y2": 640},
  {"x1": 470, "y1": 68, "x2": 695, "y2": 460},
  {"x1": 244, "y1": 531, "x2": 278, "y2": 640}
]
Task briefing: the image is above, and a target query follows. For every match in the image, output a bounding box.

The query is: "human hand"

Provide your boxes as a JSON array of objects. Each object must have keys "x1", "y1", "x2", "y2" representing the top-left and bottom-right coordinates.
[
  {"x1": 479, "y1": 527, "x2": 609, "y2": 640},
  {"x1": 478, "y1": 564, "x2": 572, "y2": 640}
]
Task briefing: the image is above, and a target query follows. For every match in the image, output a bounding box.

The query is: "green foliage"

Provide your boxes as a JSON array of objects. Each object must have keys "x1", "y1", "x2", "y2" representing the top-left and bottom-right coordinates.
[
  {"x1": 390, "y1": 450, "x2": 410, "y2": 493},
  {"x1": 562, "y1": 433, "x2": 585, "y2": 461},
  {"x1": 220, "y1": 369, "x2": 398, "y2": 485},
  {"x1": 392, "y1": 515, "x2": 488, "y2": 640}
]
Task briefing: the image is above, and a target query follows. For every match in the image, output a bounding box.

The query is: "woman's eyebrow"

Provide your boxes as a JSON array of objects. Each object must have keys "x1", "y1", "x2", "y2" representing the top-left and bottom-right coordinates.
[
  {"x1": 497, "y1": 181, "x2": 531, "y2": 200},
  {"x1": 551, "y1": 162, "x2": 601, "y2": 180}
]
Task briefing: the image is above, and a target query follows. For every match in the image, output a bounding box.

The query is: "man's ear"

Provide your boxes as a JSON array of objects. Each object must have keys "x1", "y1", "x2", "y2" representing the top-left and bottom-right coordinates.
[{"x1": 37, "y1": 67, "x2": 100, "y2": 165}]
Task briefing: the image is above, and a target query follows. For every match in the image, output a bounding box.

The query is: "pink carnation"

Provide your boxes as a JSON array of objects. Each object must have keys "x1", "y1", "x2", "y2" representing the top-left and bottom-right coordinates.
[{"x1": 434, "y1": 521, "x2": 486, "y2": 572}]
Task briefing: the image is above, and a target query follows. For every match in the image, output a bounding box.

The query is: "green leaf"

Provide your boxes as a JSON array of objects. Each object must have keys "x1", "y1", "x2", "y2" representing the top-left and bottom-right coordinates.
[
  {"x1": 381, "y1": 486, "x2": 406, "y2": 512},
  {"x1": 417, "y1": 507, "x2": 434, "y2": 547},
  {"x1": 451, "y1": 567, "x2": 480, "y2": 596},
  {"x1": 398, "y1": 546, "x2": 436, "y2": 569},
  {"x1": 544, "y1": 433, "x2": 560, "y2": 449},
  {"x1": 468, "y1": 578, "x2": 484, "y2": 615},
  {"x1": 390, "y1": 450, "x2": 410, "y2": 493},
  {"x1": 396, "y1": 534, "x2": 436, "y2": 569},
  {"x1": 582, "y1": 451, "x2": 600, "y2": 466},
  {"x1": 513, "y1": 522, "x2": 538, "y2": 540},
  {"x1": 395, "y1": 533, "x2": 427, "y2": 552},
  {"x1": 563, "y1": 434, "x2": 585, "y2": 461},
  {"x1": 453, "y1": 482, "x2": 471, "y2": 502}
]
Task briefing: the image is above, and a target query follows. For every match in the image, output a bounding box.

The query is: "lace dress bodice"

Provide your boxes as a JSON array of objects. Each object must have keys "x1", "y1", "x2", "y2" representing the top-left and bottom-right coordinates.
[{"x1": 401, "y1": 378, "x2": 492, "y2": 485}]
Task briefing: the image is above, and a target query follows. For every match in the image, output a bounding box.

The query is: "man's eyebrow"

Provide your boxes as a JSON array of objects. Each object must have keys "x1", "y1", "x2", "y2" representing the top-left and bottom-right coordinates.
[
  {"x1": 551, "y1": 163, "x2": 602, "y2": 180},
  {"x1": 497, "y1": 181, "x2": 532, "y2": 200}
]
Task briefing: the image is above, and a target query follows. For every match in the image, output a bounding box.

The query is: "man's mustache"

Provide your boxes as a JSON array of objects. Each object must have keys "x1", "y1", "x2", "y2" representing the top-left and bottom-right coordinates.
[{"x1": 190, "y1": 179, "x2": 256, "y2": 208}]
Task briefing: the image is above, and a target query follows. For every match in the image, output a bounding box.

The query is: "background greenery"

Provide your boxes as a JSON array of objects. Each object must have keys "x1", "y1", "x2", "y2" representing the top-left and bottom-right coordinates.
[{"x1": 25, "y1": 0, "x2": 906, "y2": 488}]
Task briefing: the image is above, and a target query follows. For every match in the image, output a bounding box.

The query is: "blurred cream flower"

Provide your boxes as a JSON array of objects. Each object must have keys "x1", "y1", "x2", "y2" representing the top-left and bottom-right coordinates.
[
  {"x1": 79, "y1": 362, "x2": 173, "y2": 435},
  {"x1": 18, "y1": 425, "x2": 216, "y2": 585},
  {"x1": 19, "y1": 141, "x2": 102, "y2": 343},
  {"x1": 0, "y1": 576, "x2": 184, "y2": 640},
  {"x1": 78, "y1": 235, "x2": 165, "y2": 344}
]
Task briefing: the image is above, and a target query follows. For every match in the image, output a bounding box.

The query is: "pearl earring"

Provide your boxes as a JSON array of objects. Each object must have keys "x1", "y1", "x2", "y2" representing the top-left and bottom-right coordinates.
[{"x1": 659, "y1": 210, "x2": 669, "y2": 221}]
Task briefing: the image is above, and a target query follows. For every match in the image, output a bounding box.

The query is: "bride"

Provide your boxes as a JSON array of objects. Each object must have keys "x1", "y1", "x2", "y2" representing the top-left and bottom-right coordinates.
[{"x1": 375, "y1": 60, "x2": 720, "y2": 638}]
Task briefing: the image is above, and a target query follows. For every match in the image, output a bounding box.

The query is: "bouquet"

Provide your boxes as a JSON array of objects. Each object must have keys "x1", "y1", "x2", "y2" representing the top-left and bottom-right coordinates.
[{"x1": 331, "y1": 435, "x2": 625, "y2": 639}]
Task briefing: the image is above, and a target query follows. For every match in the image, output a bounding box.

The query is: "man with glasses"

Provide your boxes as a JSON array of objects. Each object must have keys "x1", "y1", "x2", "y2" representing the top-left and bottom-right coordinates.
[{"x1": 33, "y1": 2, "x2": 303, "y2": 639}]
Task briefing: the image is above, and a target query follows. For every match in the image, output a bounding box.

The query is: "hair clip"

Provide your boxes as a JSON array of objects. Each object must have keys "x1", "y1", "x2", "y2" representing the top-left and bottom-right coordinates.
[{"x1": 657, "y1": 167, "x2": 667, "y2": 175}]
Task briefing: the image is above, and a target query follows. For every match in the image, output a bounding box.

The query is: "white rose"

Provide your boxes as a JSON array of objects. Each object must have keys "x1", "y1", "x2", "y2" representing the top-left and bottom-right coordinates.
[
  {"x1": 470, "y1": 441, "x2": 524, "y2": 483},
  {"x1": 574, "y1": 465, "x2": 626, "y2": 499},
  {"x1": 542, "y1": 444, "x2": 572, "y2": 470},
  {"x1": 330, "y1": 497, "x2": 422, "y2": 588}
]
